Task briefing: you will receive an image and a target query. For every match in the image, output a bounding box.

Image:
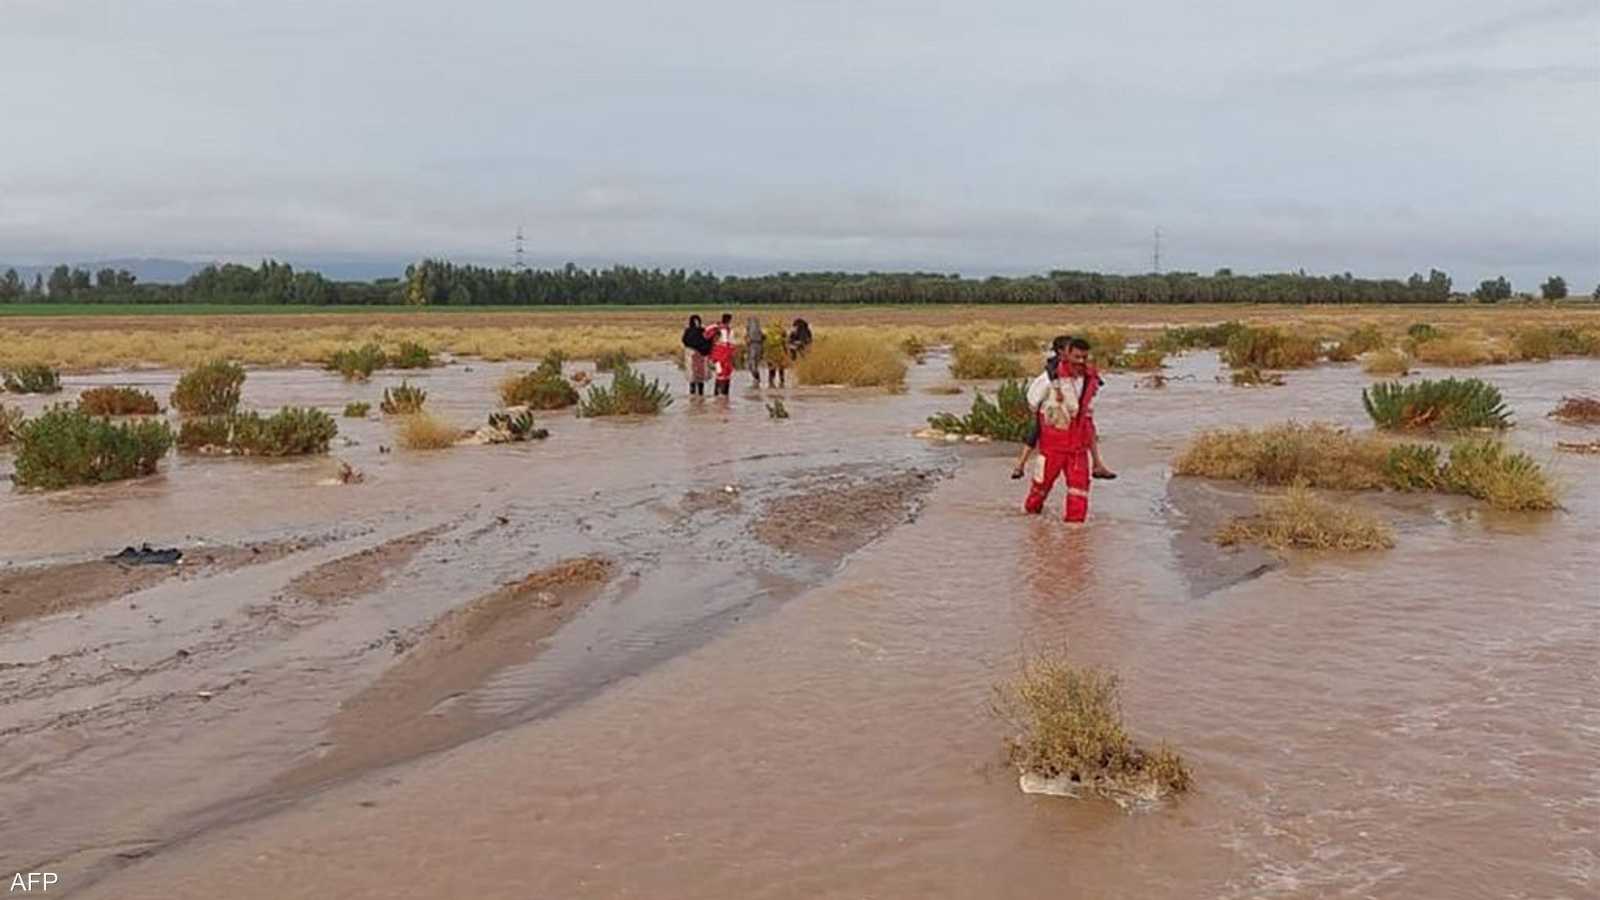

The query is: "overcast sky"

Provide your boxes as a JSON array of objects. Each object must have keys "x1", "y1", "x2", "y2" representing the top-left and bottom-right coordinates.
[{"x1": 2, "y1": 0, "x2": 1596, "y2": 287}]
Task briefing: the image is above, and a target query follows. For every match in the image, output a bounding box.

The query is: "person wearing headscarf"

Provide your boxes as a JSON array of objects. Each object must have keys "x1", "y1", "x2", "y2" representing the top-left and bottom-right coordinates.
[
  {"x1": 681, "y1": 314, "x2": 712, "y2": 396},
  {"x1": 745, "y1": 317, "x2": 765, "y2": 388},
  {"x1": 788, "y1": 318, "x2": 813, "y2": 359}
]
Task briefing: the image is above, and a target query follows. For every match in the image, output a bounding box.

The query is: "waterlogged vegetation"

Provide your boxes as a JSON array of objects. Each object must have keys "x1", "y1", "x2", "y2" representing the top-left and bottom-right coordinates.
[
  {"x1": 500, "y1": 351, "x2": 580, "y2": 409},
  {"x1": 170, "y1": 360, "x2": 245, "y2": 415},
  {"x1": 0, "y1": 402, "x2": 21, "y2": 445},
  {"x1": 1223, "y1": 326, "x2": 1321, "y2": 370},
  {"x1": 794, "y1": 335, "x2": 907, "y2": 389},
  {"x1": 1217, "y1": 485, "x2": 1395, "y2": 551},
  {"x1": 11, "y1": 405, "x2": 174, "y2": 488},
  {"x1": 380, "y1": 381, "x2": 427, "y2": 416},
  {"x1": 1549, "y1": 395, "x2": 1600, "y2": 424},
  {"x1": 342, "y1": 401, "x2": 371, "y2": 418},
  {"x1": 594, "y1": 348, "x2": 632, "y2": 372},
  {"x1": 926, "y1": 379, "x2": 1031, "y2": 441},
  {"x1": 1174, "y1": 422, "x2": 1558, "y2": 511},
  {"x1": 949, "y1": 344, "x2": 1029, "y2": 380},
  {"x1": 1362, "y1": 378, "x2": 1511, "y2": 431},
  {"x1": 994, "y1": 650, "x2": 1191, "y2": 803},
  {"x1": 77, "y1": 386, "x2": 161, "y2": 416},
  {"x1": 1362, "y1": 348, "x2": 1412, "y2": 376},
  {"x1": 578, "y1": 363, "x2": 673, "y2": 417},
  {"x1": 3, "y1": 364, "x2": 62, "y2": 394},
  {"x1": 396, "y1": 411, "x2": 460, "y2": 449},
  {"x1": 177, "y1": 407, "x2": 337, "y2": 456}
]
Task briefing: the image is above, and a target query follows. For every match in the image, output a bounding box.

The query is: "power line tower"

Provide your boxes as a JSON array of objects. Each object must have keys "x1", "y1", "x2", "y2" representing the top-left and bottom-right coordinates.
[
  {"x1": 1152, "y1": 227, "x2": 1163, "y2": 274},
  {"x1": 513, "y1": 226, "x2": 527, "y2": 271}
]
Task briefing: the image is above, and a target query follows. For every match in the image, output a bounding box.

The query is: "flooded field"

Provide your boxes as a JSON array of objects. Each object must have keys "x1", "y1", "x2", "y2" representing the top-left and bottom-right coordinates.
[{"x1": 2, "y1": 348, "x2": 1595, "y2": 899}]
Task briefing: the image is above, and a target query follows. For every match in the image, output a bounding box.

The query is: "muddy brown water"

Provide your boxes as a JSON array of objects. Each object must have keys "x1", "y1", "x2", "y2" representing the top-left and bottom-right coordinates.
[{"x1": 1, "y1": 352, "x2": 1595, "y2": 899}]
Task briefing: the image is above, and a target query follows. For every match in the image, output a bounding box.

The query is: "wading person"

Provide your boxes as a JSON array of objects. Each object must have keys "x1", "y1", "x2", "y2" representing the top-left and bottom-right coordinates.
[
  {"x1": 682, "y1": 314, "x2": 712, "y2": 396},
  {"x1": 745, "y1": 316, "x2": 765, "y2": 387},
  {"x1": 1023, "y1": 337, "x2": 1114, "y2": 523},
  {"x1": 708, "y1": 325, "x2": 736, "y2": 397},
  {"x1": 1012, "y1": 337, "x2": 1117, "y2": 480},
  {"x1": 764, "y1": 321, "x2": 791, "y2": 387},
  {"x1": 788, "y1": 318, "x2": 813, "y2": 359}
]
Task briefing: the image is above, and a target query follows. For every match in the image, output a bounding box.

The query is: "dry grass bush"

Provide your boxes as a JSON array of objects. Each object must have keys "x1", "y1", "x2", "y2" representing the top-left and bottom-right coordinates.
[
  {"x1": 170, "y1": 360, "x2": 244, "y2": 415},
  {"x1": 77, "y1": 386, "x2": 161, "y2": 415},
  {"x1": 12, "y1": 405, "x2": 174, "y2": 488},
  {"x1": 380, "y1": 380, "x2": 427, "y2": 415},
  {"x1": 3, "y1": 364, "x2": 62, "y2": 394},
  {"x1": 994, "y1": 650, "x2": 1191, "y2": 801},
  {"x1": 1550, "y1": 395, "x2": 1600, "y2": 424},
  {"x1": 1223, "y1": 327, "x2": 1321, "y2": 369},
  {"x1": 1119, "y1": 347, "x2": 1167, "y2": 370},
  {"x1": 924, "y1": 383, "x2": 964, "y2": 395},
  {"x1": 594, "y1": 348, "x2": 632, "y2": 372},
  {"x1": 1362, "y1": 348, "x2": 1412, "y2": 377},
  {"x1": 949, "y1": 344, "x2": 1030, "y2": 380},
  {"x1": 0, "y1": 402, "x2": 22, "y2": 446},
  {"x1": 1411, "y1": 333, "x2": 1507, "y2": 366},
  {"x1": 390, "y1": 340, "x2": 434, "y2": 369},
  {"x1": 1362, "y1": 377, "x2": 1510, "y2": 431},
  {"x1": 1217, "y1": 484, "x2": 1394, "y2": 551},
  {"x1": 899, "y1": 335, "x2": 927, "y2": 362},
  {"x1": 1173, "y1": 423, "x2": 1393, "y2": 490},
  {"x1": 796, "y1": 334, "x2": 908, "y2": 388},
  {"x1": 395, "y1": 411, "x2": 461, "y2": 450}
]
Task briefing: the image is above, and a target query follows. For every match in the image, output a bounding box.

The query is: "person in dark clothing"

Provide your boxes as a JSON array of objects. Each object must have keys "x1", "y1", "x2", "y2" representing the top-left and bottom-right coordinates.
[
  {"x1": 788, "y1": 318, "x2": 813, "y2": 358},
  {"x1": 681, "y1": 314, "x2": 713, "y2": 395}
]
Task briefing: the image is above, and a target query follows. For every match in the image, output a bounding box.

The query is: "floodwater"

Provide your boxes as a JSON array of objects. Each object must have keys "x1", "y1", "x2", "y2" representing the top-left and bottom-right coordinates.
[{"x1": 1, "y1": 351, "x2": 1595, "y2": 899}]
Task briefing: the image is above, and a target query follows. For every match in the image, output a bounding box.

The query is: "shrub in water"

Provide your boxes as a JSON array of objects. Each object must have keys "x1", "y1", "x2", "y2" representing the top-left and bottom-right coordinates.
[
  {"x1": 1121, "y1": 347, "x2": 1167, "y2": 370},
  {"x1": 1362, "y1": 377, "x2": 1510, "y2": 431},
  {"x1": 1173, "y1": 422, "x2": 1393, "y2": 490},
  {"x1": 380, "y1": 380, "x2": 427, "y2": 415},
  {"x1": 1216, "y1": 484, "x2": 1394, "y2": 551},
  {"x1": 578, "y1": 363, "x2": 673, "y2": 417},
  {"x1": 900, "y1": 335, "x2": 927, "y2": 363},
  {"x1": 1441, "y1": 439, "x2": 1557, "y2": 511},
  {"x1": 327, "y1": 343, "x2": 387, "y2": 380},
  {"x1": 1362, "y1": 348, "x2": 1412, "y2": 377},
  {"x1": 1336, "y1": 324, "x2": 1386, "y2": 358},
  {"x1": 3, "y1": 365, "x2": 62, "y2": 394},
  {"x1": 500, "y1": 368, "x2": 579, "y2": 410},
  {"x1": 1230, "y1": 367, "x2": 1285, "y2": 387},
  {"x1": 12, "y1": 405, "x2": 174, "y2": 489},
  {"x1": 171, "y1": 360, "x2": 245, "y2": 415},
  {"x1": 0, "y1": 402, "x2": 24, "y2": 446},
  {"x1": 389, "y1": 341, "x2": 434, "y2": 369},
  {"x1": 1384, "y1": 443, "x2": 1446, "y2": 491},
  {"x1": 993, "y1": 650, "x2": 1191, "y2": 801},
  {"x1": 396, "y1": 411, "x2": 460, "y2": 449},
  {"x1": 794, "y1": 334, "x2": 907, "y2": 388},
  {"x1": 342, "y1": 401, "x2": 371, "y2": 418},
  {"x1": 1158, "y1": 321, "x2": 1245, "y2": 351},
  {"x1": 949, "y1": 344, "x2": 1029, "y2": 380},
  {"x1": 767, "y1": 399, "x2": 790, "y2": 419},
  {"x1": 486, "y1": 409, "x2": 548, "y2": 441},
  {"x1": 177, "y1": 407, "x2": 337, "y2": 456},
  {"x1": 1223, "y1": 326, "x2": 1320, "y2": 369},
  {"x1": 594, "y1": 349, "x2": 632, "y2": 372},
  {"x1": 1411, "y1": 334, "x2": 1503, "y2": 367},
  {"x1": 77, "y1": 386, "x2": 161, "y2": 416},
  {"x1": 928, "y1": 378, "x2": 1032, "y2": 442},
  {"x1": 1549, "y1": 395, "x2": 1600, "y2": 424}
]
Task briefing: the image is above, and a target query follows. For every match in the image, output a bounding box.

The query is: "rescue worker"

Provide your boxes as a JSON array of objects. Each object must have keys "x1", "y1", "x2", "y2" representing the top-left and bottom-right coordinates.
[{"x1": 1023, "y1": 337, "x2": 1112, "y2": 523}]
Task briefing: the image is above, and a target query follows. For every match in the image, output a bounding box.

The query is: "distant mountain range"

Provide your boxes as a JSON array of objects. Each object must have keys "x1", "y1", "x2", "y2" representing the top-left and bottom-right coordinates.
[{"x1": 0, "y1": 258, "x2": 411, "y2": 284}]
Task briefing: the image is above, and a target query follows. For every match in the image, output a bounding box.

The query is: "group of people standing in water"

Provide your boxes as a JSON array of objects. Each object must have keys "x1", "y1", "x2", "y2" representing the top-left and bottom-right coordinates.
[{"x1": 680, "y1": 313, "x2": 813, "y2": 397}]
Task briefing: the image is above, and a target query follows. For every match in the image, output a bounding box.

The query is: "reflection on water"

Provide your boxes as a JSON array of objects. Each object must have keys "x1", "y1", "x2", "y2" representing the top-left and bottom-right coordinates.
[{"x1": 3, "y1": 353, "x2": 1597, "y2": 899}]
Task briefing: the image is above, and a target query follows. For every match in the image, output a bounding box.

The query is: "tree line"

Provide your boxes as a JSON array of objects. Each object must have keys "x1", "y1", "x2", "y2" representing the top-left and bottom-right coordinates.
[{"x1": 1, "y1": 258, "x2": 1593, "y2": 306}]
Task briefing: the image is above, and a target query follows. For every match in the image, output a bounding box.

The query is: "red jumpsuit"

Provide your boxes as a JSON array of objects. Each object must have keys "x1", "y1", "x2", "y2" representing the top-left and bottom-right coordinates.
[
  {"x1": 708, "y1": 332, "x2": 736, "y2": 384},
  {"x1": 1023, "y1": 366, "x2": 1100, "y2": 523}
]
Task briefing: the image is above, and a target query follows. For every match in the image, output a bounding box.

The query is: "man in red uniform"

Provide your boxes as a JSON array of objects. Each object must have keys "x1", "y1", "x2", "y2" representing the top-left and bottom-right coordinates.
[{"x1": 1023, "y1": 336, "x2": 1103, "y2": 523}]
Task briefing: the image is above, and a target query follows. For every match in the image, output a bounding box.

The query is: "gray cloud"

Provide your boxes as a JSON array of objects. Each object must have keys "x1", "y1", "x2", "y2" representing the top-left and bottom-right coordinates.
[{"x1": 0, "y1": 0, "x2": 1595, "y2": 289}]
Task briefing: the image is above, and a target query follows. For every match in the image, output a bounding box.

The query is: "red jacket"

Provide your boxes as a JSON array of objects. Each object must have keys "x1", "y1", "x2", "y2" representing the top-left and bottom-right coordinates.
[
  {"x1": 1036, "y1": 365, "x2": 1100, "y2": 454},
  {"x1": 709, "y1": 338, "x2": 736, "y2": 380}
]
